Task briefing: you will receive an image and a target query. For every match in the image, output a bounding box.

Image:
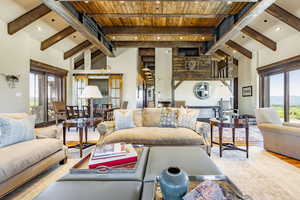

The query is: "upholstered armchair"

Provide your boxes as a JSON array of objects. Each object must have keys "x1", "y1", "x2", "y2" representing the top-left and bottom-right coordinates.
[{"x1": 255, "y1": 108, "x2": 300, "y2": 160}]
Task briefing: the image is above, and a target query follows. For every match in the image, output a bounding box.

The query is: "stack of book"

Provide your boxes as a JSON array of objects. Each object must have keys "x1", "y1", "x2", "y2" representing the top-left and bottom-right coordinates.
[{"x1": 88, "y1": 143, "x2": 138, "y2": 169}]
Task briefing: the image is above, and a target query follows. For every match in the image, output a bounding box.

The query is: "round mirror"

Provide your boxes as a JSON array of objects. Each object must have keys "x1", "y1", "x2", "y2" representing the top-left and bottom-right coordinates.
[{"x1": 193, "y1": 82, "x2": 209, "y2": 100}]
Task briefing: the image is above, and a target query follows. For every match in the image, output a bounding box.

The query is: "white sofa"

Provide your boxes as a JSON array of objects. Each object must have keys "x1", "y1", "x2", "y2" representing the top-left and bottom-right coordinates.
[
  {"x1": 0, "y1": 113, "x2": 68, "y2": 198},
  {"x1": 255, "y1": 108, "x2": 300, "y2": 160}
]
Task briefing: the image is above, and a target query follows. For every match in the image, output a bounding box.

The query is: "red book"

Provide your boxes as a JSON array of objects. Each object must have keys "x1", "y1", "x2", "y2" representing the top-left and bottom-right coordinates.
[{"x1": 88, "y1": 144, "x2": 137, "y2": 169}]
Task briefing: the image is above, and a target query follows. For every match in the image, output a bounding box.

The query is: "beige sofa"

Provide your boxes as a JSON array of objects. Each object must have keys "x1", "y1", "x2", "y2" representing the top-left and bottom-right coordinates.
[
  {"x1": 0, "y1": 113, "x2": 68, "y2": 198},
  {"x1": 97, "y1": 108, "x2": 210, "y2": 154},
  {"x1": 255, "y1": 108, "x2": 300, "y2": 160}
]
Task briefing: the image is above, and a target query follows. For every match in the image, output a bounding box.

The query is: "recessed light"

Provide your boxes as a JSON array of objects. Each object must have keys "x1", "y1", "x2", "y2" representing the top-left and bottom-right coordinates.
[
  {"x1": 275, "y1": 27, "x2": 281, "y2": 31},
  {"x1": 227, "y1": 1, "x2": 232, "y2": 5},
  {"x1": 120, "y1": 0, "x2": 125, "y2": 3},
  {"x1": 84, "y1": 1, "x2": 89, "y2": 3},
  {"x1": 233, "y1": 50, "x2": 237, "y2": 53},
  {"x1": 195, "y1": 1, "x2": 199, "y2": 3},
  {"x1": 134, "y1": 36, "x2": 138, "y2": 40},
  {"x1": 51, "y1": 18, "x2": 55, "y2": 22},
  {"x1": 37, "y1": 26, "x2": 42, "y2": 31},
  {"x1": 202, "y1": 36, "x2": 205, "y2": 40},
  {"x1": 156, "y1": 0, "x2": 160, "y2": 4},
  {"x1": 180, "y1": 36, "x2": 183, "y2": 40},
  {"x1": 112, "y1": 36, "x2": 116, "y2": 40},
  {"x1": 157, "y1": 36, "x2": 160, "y2": 40},
  {"x1": 264, "y1": 19, "x2": 268, "y2": 23}
]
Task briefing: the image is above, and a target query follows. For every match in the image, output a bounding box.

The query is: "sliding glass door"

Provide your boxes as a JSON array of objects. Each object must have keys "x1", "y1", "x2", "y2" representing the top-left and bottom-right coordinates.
[
  {"x1": 289, "y1": 69, "x2": 300, "y2": 122},
  {"x1": 30, "y1": 71, "x2": 65, "y2": 125},
  {"x1": 269, "y1": 73, "x2": 285, "y2": 120}
]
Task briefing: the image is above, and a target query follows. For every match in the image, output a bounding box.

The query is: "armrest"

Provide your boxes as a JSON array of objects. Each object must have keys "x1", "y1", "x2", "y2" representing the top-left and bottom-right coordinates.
[
  {"x1": 35, "y1": 126, "x2": 62, "y2": 139},
  {"x1": 97, "y1": 121, "x2": 116, "y2": 137},
  {"x1": 258, "y1": 123, "x2": 300, "y2": 137},
  {"x1": 283, "y1": 122, "x2": 300, "y2": 128},
  {"x1": 195, "y1": 121, "x2": 211, "y2": 143}
]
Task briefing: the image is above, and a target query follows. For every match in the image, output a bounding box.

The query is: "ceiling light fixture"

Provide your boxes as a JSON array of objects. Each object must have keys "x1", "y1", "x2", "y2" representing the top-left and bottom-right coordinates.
[
  {"x1": 156, "y1": 0, "x2": 160, "y2": 4},
  {"x1": 134, "y1": 36, "x2": 138, "y2": 40},
  {"x1": 120, "y1": 0, "x2": 125, "y2": 3},
  {"x1": 233, "y1": 50, "x2": 237, "y2": 53},
  {"x1": 180, "y1": 36, "x2": 183, "y2": 40},
  {"x1": 202, "y1": 36, "x2": 205, "y2": 40},
  {"x1": 84, "y1": 1, "x2": 89, "y2": 3},
  {"x1": 157, "y1": 36, "x2": 160, "y2": 40},
  {"x1": 275, "y1": 27, "x2": 281, "y2": 31},
  {"x1": 37, "y1": 26, "x2": 42, "y2": 31},
  {"x1": 112, "y1": 36, "x2": 116, "y2": 40},
  {"x1": 227, "y1": 1, "x2": 232, "y2": 5}
]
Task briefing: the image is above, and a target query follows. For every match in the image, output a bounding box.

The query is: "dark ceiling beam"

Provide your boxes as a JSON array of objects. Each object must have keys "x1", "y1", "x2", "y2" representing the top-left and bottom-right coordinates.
[
  {"x1": 74, "y1": 49, "x2": 104, "y2": 69},
  {"x1": 8, "y1": 4, "x2": 51, "y2": 35},
  {"x1": 115, "y1": 41, "x2": 205, "y2": 48},
  {"x1": 266, "y1": 4, "x2": 300, "y2": 32},
  {"x1": 64, "y1": 40, "x2": 92, "y2": 60},
  {"x1": 226, "y1": 40, "x2": 252, "y2": 59},
  {"x1": 215, "y1": 49, "x2": 230, "y2": 58},
  {"x1": 41, "y1": 26, "x2": 75, "y2": 50},
  {"x1": 241, "y1": 26, "x2": 277, "y2": 51},
  {"x1": 206, "y1": 0, "x2": 276, "y2": 54},
  {"x1": 103, "y1": 26, "x2": 213, "y2": 36},
  {"x1": 60, "y1": 0, "x2": 257, "y2": 2},
  {"x1": 41, "y1": 0, "x2": 114, "y2": 57},
  {"x1": 88, "y1": 13, "x2": 228, "y2": 18}
]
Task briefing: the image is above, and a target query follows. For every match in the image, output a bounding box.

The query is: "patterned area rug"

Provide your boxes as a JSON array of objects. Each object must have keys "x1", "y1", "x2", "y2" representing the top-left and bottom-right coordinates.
[{"x1": 212, "y1": 125, "x2": 263, "y2": 146}]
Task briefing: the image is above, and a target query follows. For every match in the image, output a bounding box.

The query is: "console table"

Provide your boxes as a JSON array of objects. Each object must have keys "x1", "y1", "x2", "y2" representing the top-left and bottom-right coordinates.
[{"x1": 210, "y1": 118, "x2": 249, "y2": 158}]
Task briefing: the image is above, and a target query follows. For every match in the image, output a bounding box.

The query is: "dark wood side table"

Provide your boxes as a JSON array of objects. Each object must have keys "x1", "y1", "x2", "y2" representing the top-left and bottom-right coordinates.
[
  {"x1": 210, "y1": 118, "x2": 249, "y2": 158},
  {"x1": 63, "y1": 118, "x2": 102, "y2": 157}
]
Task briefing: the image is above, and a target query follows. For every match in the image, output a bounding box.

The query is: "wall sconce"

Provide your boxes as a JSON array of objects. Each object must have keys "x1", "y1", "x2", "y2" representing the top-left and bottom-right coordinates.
[{"x1": 0, "y1": 73, "x2": 20, "y2": 89}]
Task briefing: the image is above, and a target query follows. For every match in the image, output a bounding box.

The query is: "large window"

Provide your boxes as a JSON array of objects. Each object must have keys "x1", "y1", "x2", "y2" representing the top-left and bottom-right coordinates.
[{"x1": 258, "y1": 55, "x2": 300, "y2": 122}]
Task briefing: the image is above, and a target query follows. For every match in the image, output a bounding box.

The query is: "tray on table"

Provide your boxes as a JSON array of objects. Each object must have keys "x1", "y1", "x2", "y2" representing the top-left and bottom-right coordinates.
[{"x1": 143, "y1": 175, "x2": 252, "y2": 200}]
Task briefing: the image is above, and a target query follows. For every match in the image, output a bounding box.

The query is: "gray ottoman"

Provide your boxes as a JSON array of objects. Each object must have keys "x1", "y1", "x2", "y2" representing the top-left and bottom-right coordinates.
[
  {"x1": 144, "y1": 146, "x2": 222, "y2": 182},
  {"x1": 34, "y1": 181, "x2": 142, "y2": 200}
]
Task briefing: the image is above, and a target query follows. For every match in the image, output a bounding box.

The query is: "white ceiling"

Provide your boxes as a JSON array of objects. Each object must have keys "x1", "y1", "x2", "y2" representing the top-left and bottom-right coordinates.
[
  {"x1": 223, "y1": 0, "x2": 300, "y2": 59},
  {"x1": 0, "y1": 0, "x2": 86, "y2": 52}
]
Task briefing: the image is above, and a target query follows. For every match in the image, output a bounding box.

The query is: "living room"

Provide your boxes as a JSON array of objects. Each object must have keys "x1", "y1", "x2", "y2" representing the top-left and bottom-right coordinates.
[{"x1": 1, "y1": 0, "x2": 300, "y2": 199}]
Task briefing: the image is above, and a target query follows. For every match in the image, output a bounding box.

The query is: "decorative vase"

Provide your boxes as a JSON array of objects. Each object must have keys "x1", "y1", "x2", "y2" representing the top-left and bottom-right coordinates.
[{"x1": 159, "y1": 167, "x2": 189, "y2": 200}]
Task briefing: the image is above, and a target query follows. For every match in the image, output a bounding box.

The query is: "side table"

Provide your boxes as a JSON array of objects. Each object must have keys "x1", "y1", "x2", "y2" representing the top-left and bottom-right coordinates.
[{"x1": 210, "y1": 118, "x2": 249, "y2": 158}]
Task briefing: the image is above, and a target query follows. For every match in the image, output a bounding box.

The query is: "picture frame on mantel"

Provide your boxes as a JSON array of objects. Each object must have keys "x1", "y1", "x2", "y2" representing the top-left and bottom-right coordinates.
[{"x1": 242, "y1": 86, "x2": 253, "y2": 97}]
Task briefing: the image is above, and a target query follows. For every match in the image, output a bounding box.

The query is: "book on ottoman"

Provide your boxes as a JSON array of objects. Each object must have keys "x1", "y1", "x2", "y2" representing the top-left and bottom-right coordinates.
[
  {"x1": 88, "y1": 144, "x2": 138, "y2": 169},
  {"x1": 93, "y1": 143, "x2": 127, "y2": 159}
]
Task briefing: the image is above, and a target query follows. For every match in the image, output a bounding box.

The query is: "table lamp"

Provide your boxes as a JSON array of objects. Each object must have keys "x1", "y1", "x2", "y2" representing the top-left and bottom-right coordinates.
[{"x1": 80, "y1": 86, "x2": 103, "y2": 120}]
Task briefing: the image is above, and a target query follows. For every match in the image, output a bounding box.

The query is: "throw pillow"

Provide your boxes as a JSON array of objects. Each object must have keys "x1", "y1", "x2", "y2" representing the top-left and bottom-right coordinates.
[
  {"x1": 159, "y1": 108, "x2": 178, "y2": 128},
  {"x1": 178, "y1": 107, "x2": 199, "y2": 131},
  {"x1": 114, "y1": 110, "x2": 136, "y2": 130},
  {"x1": 0, "y1": 115, "x2": 36, "y2": 147}
]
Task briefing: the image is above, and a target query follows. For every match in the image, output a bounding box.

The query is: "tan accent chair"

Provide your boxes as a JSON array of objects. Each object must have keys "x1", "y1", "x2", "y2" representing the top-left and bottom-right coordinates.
[
  {"x1": 0, "y1": 113, "x2": 68, "y2": 198},
  {"x1": 97, "y1": 108, "x2": 211, "y2": 154},
  {"x1": 52, "y1": 101, "x2": 68, "y2": 125},
  {"x1": 255, "y1": 108, "x2": 300, "y2": 160}
]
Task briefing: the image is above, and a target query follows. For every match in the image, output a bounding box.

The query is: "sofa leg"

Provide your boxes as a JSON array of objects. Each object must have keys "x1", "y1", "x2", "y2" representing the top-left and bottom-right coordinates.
[{"x1": 59, "y1": 157, "x2": 67, "y2": 165}]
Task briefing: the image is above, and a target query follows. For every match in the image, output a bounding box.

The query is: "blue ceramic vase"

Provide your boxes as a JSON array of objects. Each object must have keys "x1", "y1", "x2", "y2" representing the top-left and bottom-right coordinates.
[{"x1": 159, "y1": 167, "x2": 189, "y2": 200}]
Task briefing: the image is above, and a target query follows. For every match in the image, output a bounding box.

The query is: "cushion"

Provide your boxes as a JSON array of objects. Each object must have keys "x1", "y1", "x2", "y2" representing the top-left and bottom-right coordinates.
[
  {"x1": 0, "y1": 115, "x2": 36, "y2": 147},
  {"x1": 115, "y1": 109, "x2": 143, "y2": 127},
  {"x1": 159, "y1": 108, "x2": 178, "y2": 128},
  {"x1": 103, "y1": 127, "x2": 204, "y2": 145},
  {"x1": 0, "y1": 138, "x2": 63, "y2": 183},
  {"x1": 255, "y1": 108, "x2": 282, "y2": 125},
  {"x1": 178, "y1": 107, "x2": 199, "y2": 131},
  {"x1": 142, "y1": 108, "x2": 162, "y2": 127},
  {"x1": 114, "y1": 110, "x2": 136, "y2": 130}
]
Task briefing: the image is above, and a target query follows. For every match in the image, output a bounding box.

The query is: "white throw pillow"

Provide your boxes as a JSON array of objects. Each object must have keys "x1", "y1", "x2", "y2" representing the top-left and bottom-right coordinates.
[
  {"x1": 0, "y1": 115, "x2": 36, "y2": 147},
  {"x1": 114, "y1": 110, "x2": 136, "y2": 130},
  {"x1": 178, "y1": 107, "x2": 199, "y2": 130}
]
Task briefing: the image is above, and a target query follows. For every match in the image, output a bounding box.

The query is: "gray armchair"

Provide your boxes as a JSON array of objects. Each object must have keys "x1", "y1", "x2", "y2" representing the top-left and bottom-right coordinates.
[{"x1": 255, "y1": 108, "x2": 300, "y2": 160}]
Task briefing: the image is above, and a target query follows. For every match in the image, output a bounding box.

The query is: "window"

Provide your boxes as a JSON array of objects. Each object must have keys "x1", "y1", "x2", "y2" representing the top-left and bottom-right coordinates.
[
  {"x1": 289, "y1": 69, "x2": 300, "y2": 123},
  {"x1": 75, "y1": 77, "x2": 87, "y2": 109},
  {"x1": 269, "y1": 73, "x2": 284, "y2": 120}
]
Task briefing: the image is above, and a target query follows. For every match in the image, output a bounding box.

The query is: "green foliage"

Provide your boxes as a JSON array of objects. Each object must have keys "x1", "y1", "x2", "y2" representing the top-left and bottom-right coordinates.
[{"x1": 272, "y1": 105, "x2": 300, "y2": 120}]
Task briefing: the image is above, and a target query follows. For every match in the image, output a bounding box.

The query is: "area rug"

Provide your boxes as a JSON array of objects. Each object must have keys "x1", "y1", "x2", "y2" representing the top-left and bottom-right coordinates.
[
  {"x1": 211, "y1": 146, "x2": 300, "y2": 200},
  {"x1": 212, "y1": 125, "x2": 263, "y2": 146}
]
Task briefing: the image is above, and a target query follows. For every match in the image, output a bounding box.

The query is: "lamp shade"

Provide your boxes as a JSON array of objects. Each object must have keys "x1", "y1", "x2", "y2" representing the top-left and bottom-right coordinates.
[{"x1": 80, "y1": 86, "x2": 103, "y2": 99}]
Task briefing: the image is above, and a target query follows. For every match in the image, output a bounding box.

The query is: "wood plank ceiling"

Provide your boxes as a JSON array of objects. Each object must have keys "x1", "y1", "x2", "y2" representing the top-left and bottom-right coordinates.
[{"x1": 71, "y1": 1, "x2": 248, "y2": 42}]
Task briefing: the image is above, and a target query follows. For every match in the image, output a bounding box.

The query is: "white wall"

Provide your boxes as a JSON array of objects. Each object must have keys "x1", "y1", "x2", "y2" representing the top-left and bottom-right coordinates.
[
  {"x1": 155, "y1": 48, "x2": 172, "y2": 104},
  {"x1": 0, "y1": 19, "x2": 69, "y2": 113},
  {"x1": 107, "y1": 48, "x2": 138, "y2": 109}
]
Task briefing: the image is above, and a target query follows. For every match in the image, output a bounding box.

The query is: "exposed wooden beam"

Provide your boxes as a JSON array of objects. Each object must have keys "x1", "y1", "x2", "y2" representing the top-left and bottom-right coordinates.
[
  {"x1": 226, "y1": 40, "x2": 252, "y2": 59},
  {"x1": 74, "y1": 49, "x2": 104, "y2": 69},
  {"x1": 41, "y1": 26, "x2": 75, "y2": 50},
  {"x1": 60, "y1": 0, "x2": 257, "y2": 2},
  {"x1": 103, "y1": 26, "x2": 213, "y2": 36},
  {"x1": 115, "y1": 41, "x2": 204, "y2": 48},
  {"x1": 41, "y1": 0, "x2": 114, "y2": 57},
  {"x1": 241, "y1": 26, "x2": 277, "y2": 51},
  {"x1": 215, "y1": 49, "x2": 230, "y2": 58},
  {"x1": 266, "y1": 4, "x2": 300, "y2": 32},
  {"x1": 64, "y1": 40, "x2": 92, "y2": 60},
  {"x1": 8, "y1": 4, "x2": 51, "y2": 35},
  {"x1": 89, "y1": 13, "x2": 228, "y2": 18},
  {"x1": 207, "y1": 0, "x2": 276, "y2": 54}
]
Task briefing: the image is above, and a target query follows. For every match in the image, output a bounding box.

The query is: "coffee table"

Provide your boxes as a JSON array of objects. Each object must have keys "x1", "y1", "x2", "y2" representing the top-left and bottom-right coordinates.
[
  {"x1": 63, "y1": 118, "x2": 102, "y2": 157},
  {"x1": 210, "y1": 118, "x2": 249, "y2": 158}
]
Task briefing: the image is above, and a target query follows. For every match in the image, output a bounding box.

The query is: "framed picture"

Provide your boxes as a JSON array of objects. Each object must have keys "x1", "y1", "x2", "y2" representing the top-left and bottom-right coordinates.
[{"x1": 242, "y1": 86, "x2": 252, "y2": 97}]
